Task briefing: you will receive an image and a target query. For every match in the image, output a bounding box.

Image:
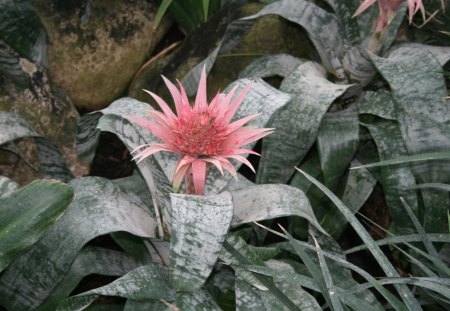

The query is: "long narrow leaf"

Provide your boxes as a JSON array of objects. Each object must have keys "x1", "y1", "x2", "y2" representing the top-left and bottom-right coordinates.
[{"x1": 296, "y1": 168, "x2": 422, "y2": 311}]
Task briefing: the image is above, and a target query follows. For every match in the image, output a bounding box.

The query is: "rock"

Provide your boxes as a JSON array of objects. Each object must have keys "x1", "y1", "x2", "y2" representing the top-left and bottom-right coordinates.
[
  {"x1": 30, "y1": 0, "x2": 171, "y2": 110},
  {"x1": 129, "y1": 3, "x2": 318, "y2": 106},
  {"x1": 0, "y1": 42, "x2": 88, "y2": 185}
]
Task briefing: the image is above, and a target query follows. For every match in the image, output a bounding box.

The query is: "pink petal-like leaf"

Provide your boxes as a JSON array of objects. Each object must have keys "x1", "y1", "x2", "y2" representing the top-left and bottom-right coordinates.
[
  {"x1": 204, "y1": 157, "x2": 224, "y2": 175},
  {"x1": 127, "y1": 115, "x2": 176, "y2": 143},
  {"x1": 353, "y1": 0, "x2": 377, "y2": 17},
  {"x1": 133, "y1": 144, "x2": 173, "y2": 163},
  {"x1": 143, "y1": 89, "x2": 178, "y2": 125},
  {"x1": 172, "y1": 162, "x2": 190, "y2": 192},
  {"x1": 191, "y1": 159, "x2": 207, "y2": 195},
  {"x1": 223, "y1": 83, "x2": 252, "y2": 124},
  {"x1": 226, "y1": 113, "x2": 260, "y2": 134},
  {"x1": 175, "y1": 155, "x2": 197, "y2": 174},
  {"x1": 162, "y1": 76, "x2": 183, "y2": 116},
  {"x1": 194, "y1": 66, "x2": 208, "y2": 112},
  {"x1": 227, "y1": 154, "x2": 256, "y2": 173}
]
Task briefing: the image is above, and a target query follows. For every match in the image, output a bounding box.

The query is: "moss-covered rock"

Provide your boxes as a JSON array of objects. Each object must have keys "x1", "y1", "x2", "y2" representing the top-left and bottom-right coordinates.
[{"x1": 31, "y1": 0, "x2": 170, "y2": 110}]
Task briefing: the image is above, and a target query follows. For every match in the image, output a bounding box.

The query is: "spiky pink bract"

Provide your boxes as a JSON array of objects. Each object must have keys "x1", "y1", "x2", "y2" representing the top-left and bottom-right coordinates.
[
  {"x1": 353, "y1": 0, "x2": 425, "y2": 33},
  {"x1": 128, "y1": 67, "x2": 273, "y2": 195}
]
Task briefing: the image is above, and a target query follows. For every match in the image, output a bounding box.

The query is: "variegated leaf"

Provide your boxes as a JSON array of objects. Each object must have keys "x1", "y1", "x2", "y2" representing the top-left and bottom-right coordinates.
[
  {"x1": 230, "y1": 184, "x2": 326, "y2": 234},
  {"x1": 0, "y1": 177, "x2": 157, "y2": 311},
  {"x1": 169, "y1": 192, "x2": 233, "y2": 291},
  {"x1": 0, "y1": 175, "x2": 18, "y2": 198},
  {"x1": 257, "y1": 62, "x2": 352, "y2": 183},
  {"x1": 0, "y1": 180, "x2": 73, "y2": 272}
]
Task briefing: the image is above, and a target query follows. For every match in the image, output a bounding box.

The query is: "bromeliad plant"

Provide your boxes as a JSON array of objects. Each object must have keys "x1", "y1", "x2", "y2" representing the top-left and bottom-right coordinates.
[
  {"x1": 128, "y1": 67, "x2": 272, "y2": 195},
  {"x1": 1, "y1": 0, "x2": 450, "y2": 310}
]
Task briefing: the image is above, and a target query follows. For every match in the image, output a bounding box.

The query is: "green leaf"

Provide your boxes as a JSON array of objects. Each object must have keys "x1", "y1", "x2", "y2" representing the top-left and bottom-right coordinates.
[
  {"x1": 154, "y1": 0, "x2": 173, "y2": 29},
  {"x1": 0, "y1": 179, "x2": 73, "y2": 272},
  {"x1": 57, "y1": 263, "x2": 174, "y2": 311},
  {"x1": 358, "y1": 90, "x2": 396, "y2": 120},
  {"x1": 257, "y1": 62, "x2": 352, "y2": 183},
  {"x1": 77, "y1": 98, "x2": 173, "y2": 237},
  {"x1": 169, "y1": 192, "x2": 233, "y2": 291},
  {"x1": 0, "y1": 0, "x2": 47, "y2": 65},
  {"x1": 239, "y1": 54, "x2": 304, "y2": 79},
  {"x1": 222, "y1": 234, "x2": 301, "y2": 311},
  {"x1": 0, "y1": 177, "x2": 157, "y2": 311},
  {"x1": 321, "y1": 160, "x2": 377, "y2": 238},
  {"x1": 36, "y1": 246, "x2": 140, "y2": 311},
  {"x1": 351, "y1": 151, "x2": 450, "y2": 169},
  {"x1": 317, "y1": 105, "x2": 359, "y2": 188},
  {"x1": 0, "y1": 112, "x2": 73, "y2": 181},
  {"x1": 296, "y1": 168, "x2": 422, "y2": 310},
  {"x1": 230, "y1": 184, "x2": 326, "y2": 234},
  {"x1": 362, "y1": 120, "x2": 419, "y2": 233},
  {"x1": 324, "y1": 0, "x2": 361, "y2": 46},
  {"x1": 0, "y1": 175, "x2": 18, "y2": 198}
]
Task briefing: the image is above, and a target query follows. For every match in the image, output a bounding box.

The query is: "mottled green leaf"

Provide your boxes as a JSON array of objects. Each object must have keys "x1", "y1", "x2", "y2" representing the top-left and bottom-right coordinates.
[
  {"x1": 257, "y1": 62, "x2": 352, "y2": 183},
  {"x1": 76, "y1": 98, "x2": 173, "y2": 237},
  {"x1": 0, "y1": 180, "x2": 73, "y2": 272},
  {"x1": 169, "y1": 192, "x2": 233, "y2": 291},
  {"x1": 370, "y1": 47, "x2": 450, "y2": 232},
  {"x1": 57, "y1": 263, "x2": 174, "y2": 311},
  {"x1": 0, "y1": 177, "x2": 157, "y2": 311},
  {"x1": 230, "y1": 184, "x2": 326, "y2": 234},
  {"x1": 317, "y1": 105, "x2": 359, "y2": 188},
  {"x1": 358, "y1": 90, "x2": 396, "y2": 120},
  {"x1": 362, "y1": 120, "x2": 419, "y2": 233},
  {"x1": 321, "y1": 160, "x2": 377, "y2": 238},
  {"x1": 239, "y1": 54, "x2": 304, "y2": 79},
  {"x1": 36, "y1": 246, "x2": 140, "y2": 311}
]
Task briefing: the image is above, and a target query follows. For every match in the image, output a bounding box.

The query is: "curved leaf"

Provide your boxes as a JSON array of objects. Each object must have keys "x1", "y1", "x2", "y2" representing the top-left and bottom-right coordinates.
[
  {"x1": 257, "y1": 62, "x2": 352, "y2": 183},
  {"x1": 0, "y1": 177, "x2": 157, "y2": 311},
  {"x1": 239, "y1": 54, "x2": 304, "y2": 79},
  {"x1": 297, "y1": 168, "x2": 422, "y2": 310},
  {"x1": 0, "y1": 179, "x2": 73, "y2": 272},
  {"x1": 230, "y1": 184, "x2": 325, "y2": 234},
  {"x1": 57, "y1": 263, "x2": 174, "y2": 311},
  {"x1": 36, "y1": 246, "x2": 141, "y2": 311},
  {"x1": 317, "y1": 105, "x2": 359, "y2": 188}
]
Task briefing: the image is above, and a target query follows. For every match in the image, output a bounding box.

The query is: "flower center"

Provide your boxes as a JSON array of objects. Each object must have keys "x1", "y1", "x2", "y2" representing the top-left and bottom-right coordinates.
[{"x1": 176, "y1": 111, "x2": 226, "y2": 156}]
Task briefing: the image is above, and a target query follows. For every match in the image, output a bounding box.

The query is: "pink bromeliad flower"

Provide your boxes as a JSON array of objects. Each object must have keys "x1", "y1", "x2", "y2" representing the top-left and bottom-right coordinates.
[
  {"x1": 128, "y1": 67, "x2": 273, "y2": 195},
  {"x1": 353, "y1": 0, "x2": 425, "y2": 33}
]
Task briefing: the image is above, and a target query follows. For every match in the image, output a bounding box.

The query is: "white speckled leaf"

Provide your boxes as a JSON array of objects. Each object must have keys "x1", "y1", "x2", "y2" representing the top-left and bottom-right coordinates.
[
  {"x1": 0, "y1": 176, "x2": 18, "y2": 198},
  {"x1": 231, "y1": 184, "x2": 326, "y2": 234},
  {"x1": 0, "y1": 180, "x2": 73, "y2": 272},
  {"x1": 0, "y1": 177, "x2": 157, "y2": 311},
  {"x1": 358, "y1": 90, "x2": 396, "y2": 120},
  {"x1": 36, "y1": 246, "x2": 141, "y2": 311},
  {"x1": 0, "y1": 112, "x2": 73, "y2": 181},
  {"x1": 369, "y1": 47, "x2": 450, "y2": 232},
  {"x1": 169, "y1": 192, "x2": 233, "y2": 291},
  {"x1": 239, "y1": 54, "x2": 304, "y2": 79},
  {"x1": 76, "y1": 98, "x2": 173, "y2": 237},
  {"x1": 257, "y1": 62, "x2": 352, "y2": 183},
  {"x1": 57, "y1": 263, "x2": 174, "y2": 311},
  {"x1": 388, "y1": 43, "x2": 450, "y2": 66}
]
